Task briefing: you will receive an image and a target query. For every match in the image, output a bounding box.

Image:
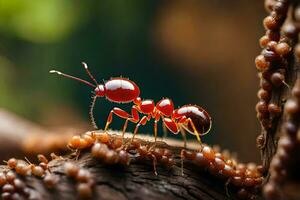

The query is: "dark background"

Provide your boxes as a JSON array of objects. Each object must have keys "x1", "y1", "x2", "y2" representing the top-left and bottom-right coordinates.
[{"x1": 0, "y1": 0, "x2": 265, "y2": 162}]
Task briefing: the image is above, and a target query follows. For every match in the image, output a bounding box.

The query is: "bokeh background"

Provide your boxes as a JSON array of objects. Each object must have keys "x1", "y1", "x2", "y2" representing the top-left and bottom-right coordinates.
[{"x1": 0, "y1": 0, "x2": 266, "y2": 162}]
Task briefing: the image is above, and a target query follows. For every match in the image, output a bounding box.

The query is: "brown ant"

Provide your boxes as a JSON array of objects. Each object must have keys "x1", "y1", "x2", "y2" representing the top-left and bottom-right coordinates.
[{"x1": 50, "y1": 62, "x2": 212, "y2": 147}]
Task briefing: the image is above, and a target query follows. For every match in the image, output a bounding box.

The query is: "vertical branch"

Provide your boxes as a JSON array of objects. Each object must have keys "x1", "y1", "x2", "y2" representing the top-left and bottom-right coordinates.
[
  {"x1": 255, "y1": 0, "x2": 300, "y2": 169},
  {"x1": 264, "y1": 78, "x2": 300, "y2": 199}
]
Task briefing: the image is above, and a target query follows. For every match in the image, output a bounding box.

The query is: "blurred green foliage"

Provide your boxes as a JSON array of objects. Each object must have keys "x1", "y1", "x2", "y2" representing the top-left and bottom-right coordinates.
[
  {"x1": 0, "y1": 0, "x2": 81, "y2": 43},
  {"x1": 0, "y1": 0, "x2": 184, "y2": 127},
  {"x1": 0, "y1": 0, "x2": 265, "y2": 161}
]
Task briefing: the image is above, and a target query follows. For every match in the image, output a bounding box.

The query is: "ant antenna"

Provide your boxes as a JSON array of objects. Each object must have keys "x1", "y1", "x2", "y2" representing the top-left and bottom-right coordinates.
[
  {"x1": 283, "y1": 80, "x2": 290, "y2": 89},
  {"x1": 81, "y1": 62, "x2": 99, "y2": 86},
  {"x1": 24, "y1": 157, "x2": 33, "y2": 165},
  {"x1": 49, "y1": 70, "x2": 96, "y2": 88}
]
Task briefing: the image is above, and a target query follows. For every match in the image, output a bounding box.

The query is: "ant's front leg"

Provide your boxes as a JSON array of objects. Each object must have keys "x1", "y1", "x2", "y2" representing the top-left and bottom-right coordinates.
[{"x1": 104, "y1": 106, "x2": 140, "y2": 137}]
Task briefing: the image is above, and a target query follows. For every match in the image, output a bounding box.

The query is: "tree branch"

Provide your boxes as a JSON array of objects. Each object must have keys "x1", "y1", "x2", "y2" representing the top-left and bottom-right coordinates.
[{"x1": 0, "y1": 132, "x2": 264, "y2": 200}]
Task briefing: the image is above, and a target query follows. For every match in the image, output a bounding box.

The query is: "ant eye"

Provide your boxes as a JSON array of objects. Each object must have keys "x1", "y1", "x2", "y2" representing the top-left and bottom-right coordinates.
[{"x1": 95, "y1": 85, "x2": 105, "y2": 97}]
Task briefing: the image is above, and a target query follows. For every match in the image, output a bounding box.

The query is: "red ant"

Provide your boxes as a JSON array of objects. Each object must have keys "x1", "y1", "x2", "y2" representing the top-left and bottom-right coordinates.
[{"x1": 50, "y1": 62, "x2": 212, "y2": 147}]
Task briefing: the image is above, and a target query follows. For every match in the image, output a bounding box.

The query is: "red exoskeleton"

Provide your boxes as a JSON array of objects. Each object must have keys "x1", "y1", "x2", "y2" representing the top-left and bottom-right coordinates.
[{"x1": 50, "y1": 62, "x2": 212, "y2": 146}]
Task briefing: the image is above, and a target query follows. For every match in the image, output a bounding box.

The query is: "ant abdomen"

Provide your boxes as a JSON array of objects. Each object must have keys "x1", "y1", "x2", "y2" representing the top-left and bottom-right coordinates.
[{"x1": 173, "y1": 105, "x2": 212, "y2": 136}]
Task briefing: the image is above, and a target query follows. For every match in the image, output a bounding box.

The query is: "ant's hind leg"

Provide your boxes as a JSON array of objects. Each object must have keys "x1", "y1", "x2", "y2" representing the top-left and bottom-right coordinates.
[{"x1": 186, "y1": 118, "x2": 203, "y2": 148}]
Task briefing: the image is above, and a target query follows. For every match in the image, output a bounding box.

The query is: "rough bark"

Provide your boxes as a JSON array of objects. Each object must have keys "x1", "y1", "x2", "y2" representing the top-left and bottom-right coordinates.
[
  {"x1": 260, "y1": 50, "x2": 298, "y2": 169},
  {"x1": 0, "y1": 132, "x2": 263, "y2": 200},
  {"x1": 259, "y1": 15, "x2": 300, "y2": 171}
]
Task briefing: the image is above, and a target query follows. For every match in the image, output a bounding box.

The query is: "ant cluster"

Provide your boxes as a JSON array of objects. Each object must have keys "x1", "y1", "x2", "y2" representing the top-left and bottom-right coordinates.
[
  {"x1": 255, "y1": 0, "x2": 299, "y2": 148},
  {"x1": 0, "y1": 130, "x2": 266, "y2": 199},
  {"x1": 181, "y1": 146, "x2": 265, "y2": 200},
  {"x1": 1, "y1": 149, "x2": 96, "y2": 199},
  {"x1": 0, "y1": 154, "x2": 60, "y2": 199},
  {"x1": 64, "y1": 162, "x2": 95, "y2": 198},
  {"x1": 263, "y1": 75, "x2": 300, "y2": 197},
  {"x1": 69, "y1": 131, "x2": 175, "y2": 175},
  {"x1": 0, "y1": 170, "x2": 30, "y2": 200},
  {"x1": 68, "y1": 131, "x2": 266, "y2": 198},
  {"x1": 255, "y1": 0, "x2": 300, "y2": 199},
  {"x1": 61, "y1": 131, "x2": 176, "y2": 197}
]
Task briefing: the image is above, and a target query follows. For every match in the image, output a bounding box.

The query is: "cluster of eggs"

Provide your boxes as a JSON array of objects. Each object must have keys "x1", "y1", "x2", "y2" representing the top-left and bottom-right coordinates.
[
  {"x1": 182, "y1": 146, "x2": 264, "y2": 199},
  {"x1": 64, "y1": 162, "x2": 95, "y2": 198},
  {"x1": 0, "y1": 154, "x2": 59, "y2": 199}
]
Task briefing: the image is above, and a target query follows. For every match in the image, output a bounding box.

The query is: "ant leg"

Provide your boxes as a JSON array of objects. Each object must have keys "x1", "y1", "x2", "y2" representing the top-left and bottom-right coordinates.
[
  {"x1": 177, "y1": 116, "x2": 190, "y2": 148},
  {"x1": 283, "y1": 80, "x2": 290, "y2": 89},
  {"x1": 148, "y1": 120, "x2": 159, "y2": 151},
  {"x1": 24, "y1": 157, "x2": 32, "y2": 164},
  {"x1": 179, "y1": 126, "x2": 187, "y2": 148},
  {"x1": 121, "y1": 119, "x2": 129, "y2": 139},
  {"x1": 104, "y1": 106, "x2": 140, "y2": 132},
  {"x1": 162, "y1": 123, "x2": 168, "y2": 139},
  {"x1": 150, "y1": 154, "x2": 158, "y2": 176},
  {"x1": 186, "y1": 118, "x2": 203, "y2": 146},
  {"x1": 132, "y1": 116, "x2": 149, "y2": 141},
  {"x1": 75, "y1": 149, "x2": 81, "y2": 161},
  {"x1": 154, "y1": 120, "x2": 158, "y2": 143},
  {"x1": 225, "y1": 178, "x2": 231, "y2": 197},
  {"x1": 180, "y1": 149, "x2": 185, "y2": 176},
  {"x1": 104, "y1": 109, "x2": 125, "y2": 131}
]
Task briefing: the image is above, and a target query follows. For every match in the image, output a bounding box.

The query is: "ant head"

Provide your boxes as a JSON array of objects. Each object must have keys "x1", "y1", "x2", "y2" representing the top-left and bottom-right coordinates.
[{"x1": 95, "y1": 85, "x2": 105, "y2": 97}]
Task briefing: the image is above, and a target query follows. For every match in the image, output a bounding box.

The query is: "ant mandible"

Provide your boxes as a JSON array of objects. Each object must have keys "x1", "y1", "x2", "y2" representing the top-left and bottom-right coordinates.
[{"x1": 50, "y1": 62, "x2": 212, "y2": 147}]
